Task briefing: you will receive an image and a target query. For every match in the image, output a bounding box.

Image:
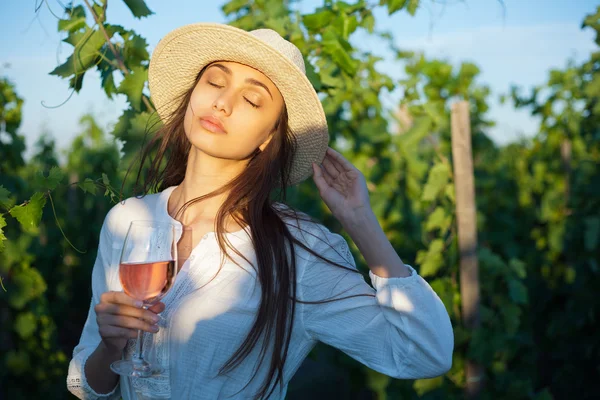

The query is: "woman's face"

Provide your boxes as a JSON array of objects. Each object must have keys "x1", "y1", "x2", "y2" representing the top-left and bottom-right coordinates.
[{"x1": 183, "y1": 61, "x2": 285, "y2": 160}]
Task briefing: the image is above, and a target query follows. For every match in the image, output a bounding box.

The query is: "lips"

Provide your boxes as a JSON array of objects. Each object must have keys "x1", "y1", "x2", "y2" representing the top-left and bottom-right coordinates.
[{"x1": 199, "y1": 115, "x2": 226, "y2": 134}]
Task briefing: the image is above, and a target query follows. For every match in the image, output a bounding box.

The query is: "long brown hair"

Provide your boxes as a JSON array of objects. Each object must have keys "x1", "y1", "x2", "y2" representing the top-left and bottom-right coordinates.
[{"x1": 124, "y1": 63, "x2": 375, "y2": 399}]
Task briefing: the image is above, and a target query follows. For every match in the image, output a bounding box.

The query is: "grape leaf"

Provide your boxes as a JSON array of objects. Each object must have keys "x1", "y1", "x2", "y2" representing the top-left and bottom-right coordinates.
[
  {"x1": 413, "y1": 376, "x2": 444, "y2": 396},
  {"x1": 8, "y1": 192, "x2": 47, "y2": 234},
  {"x1": 118, "y1": 66, "x2": 148, "y2": 111},
  {"x1": 321, "y1": 29, "x2": 357, "y2": 76},
  {"x1": 0, "y1": 214, "x2": 6, "y2": 252},
  {"x1": 58, "y1": 5, "x2": 86, "y2": 32},
  {"x1": 422, "y1": 162, "x2": 450, "y2": 202},
  {"x1": 58, "y1": 15, "x2": 86, "y2": 32},
  {"x1": 50, "y1": 29, "x2": 108, "y2": 80},
  {"x1": 222, "y1": 0, "x2": 248, "y2": 15},
  {"x1": 416, "y1": 239, "x2": 445, "y2": 277},
  {"x1": 14, "y1": 312, "x2": 37, "y2": 339},
  {"x1": 123, "y1": 34, "x2": 150, "y2": 68},
  {"x1": 45, "y1": 167, "x2": 65, "y2": 190},
  {"x1": 9, "y1": 267, "x2": 48, "y2": 309},
  {"x1": 0, "y1": 185, "x2": 15, "y2": 209},
  {"x1": 78, "y1": 178, "x2": 97, "y2": 195},
  {"x1": 407, "y1": 0, "x2": 420, "y2": 16},
  {"x1": 508, "y1": 279, "x2": 528, "y2": 304},
  {"x1": 425, "y1": 207, "x2": 451, "y2": 233},
  {"x1": 387, "y1": 0, "x2": 408, "y2": 15},
  {"x1": 122, "y1": 0, "x2": 154, "y2": 18},
  {"x1": 302, "y1": 10, "x2": 334, "y2": 31}
]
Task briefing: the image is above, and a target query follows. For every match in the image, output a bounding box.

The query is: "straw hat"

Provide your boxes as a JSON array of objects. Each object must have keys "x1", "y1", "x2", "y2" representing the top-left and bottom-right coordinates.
[{"x1": 148, "y1": 23, "x2": 329, "y2": 186}]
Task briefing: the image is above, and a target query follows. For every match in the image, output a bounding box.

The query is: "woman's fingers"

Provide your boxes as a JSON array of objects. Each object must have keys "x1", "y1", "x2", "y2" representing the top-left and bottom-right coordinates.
[
  {"x1": 321, "y1": 164, "x2": 336, "y2": 187},
  {"x1": 326, "y1": 147, "x2": 355, "y2": 172},
  {"x1": 95, "y1": 302, "x2": 159, "y2": 324},
  {"x1": 99, "y1": 324, "x2": 139, "y2": 340},
  {"x1": 100, "y1": 291, "x2": 142, "y2": 308},
  {"x1": 98, "y1": 313, "x2": 159, "y2": 333},
  {"x1": 148, "y1": 302, "x2": 165, "y2": 314},
  {"x1": 322, "y1": 155, "x2": 342, "y2": 178}
]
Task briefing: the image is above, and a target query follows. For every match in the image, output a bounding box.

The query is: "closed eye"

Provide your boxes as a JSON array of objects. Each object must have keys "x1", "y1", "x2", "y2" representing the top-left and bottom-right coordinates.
[{"x1": 207, "y1": 82, "x2": 260, "y2": 109}]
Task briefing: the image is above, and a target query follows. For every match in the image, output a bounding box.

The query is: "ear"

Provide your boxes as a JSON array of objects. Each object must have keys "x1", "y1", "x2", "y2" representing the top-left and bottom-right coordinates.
[{"x1": 258, "y1": 132, "x2": 274, "y2": 152}]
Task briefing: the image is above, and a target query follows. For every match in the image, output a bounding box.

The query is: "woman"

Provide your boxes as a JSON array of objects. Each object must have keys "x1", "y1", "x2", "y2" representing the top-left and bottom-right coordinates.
[{"x1": 66, "y1": 23, "x2": 453, "y2": 400}]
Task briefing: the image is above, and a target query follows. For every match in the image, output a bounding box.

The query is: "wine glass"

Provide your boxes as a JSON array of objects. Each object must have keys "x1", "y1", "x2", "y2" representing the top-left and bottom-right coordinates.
[{"x1": 110, "y1": 220, "x2": 181, "y2": 378}]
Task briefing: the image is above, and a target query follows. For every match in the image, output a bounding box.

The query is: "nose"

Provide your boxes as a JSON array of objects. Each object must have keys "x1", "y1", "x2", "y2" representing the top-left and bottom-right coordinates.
[{"x1": 212, "y1": 92, "x2": 232, "y2": 115}]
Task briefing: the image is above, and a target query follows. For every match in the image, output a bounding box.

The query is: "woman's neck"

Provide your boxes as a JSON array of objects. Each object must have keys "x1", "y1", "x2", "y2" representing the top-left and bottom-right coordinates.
[{"x1": 168, "y1": 148, "x2": 246, "y2": 226}]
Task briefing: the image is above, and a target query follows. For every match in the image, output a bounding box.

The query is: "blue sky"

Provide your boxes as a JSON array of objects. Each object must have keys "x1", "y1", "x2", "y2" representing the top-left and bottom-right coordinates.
[{"x1": 1, "y1": 0, "x2": 598, "y2": 160}]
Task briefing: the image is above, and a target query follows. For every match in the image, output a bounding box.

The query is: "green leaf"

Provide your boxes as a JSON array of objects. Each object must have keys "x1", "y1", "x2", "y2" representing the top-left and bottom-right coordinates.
[
  {"x1": 365, "y1": 368, "x2": 390, "y2": 392},
  {"x1": 407, "y1": 0, "x2": 420, "y2": 16},
  {"x1": 118, "y1": 66, "x2": 148, "y2": 111},
  {"x1": 58, "y1": 5, "x2": 86, "y2": 32},
  {"x1": 413, "y1": 376, "x2": 444, "y2": 396},
  {"x1": 321, "y1": 29, "x2": 357, "y2": 76},
  {"x1": 304, "y1": 58, "x2": 322, "y2": 91},
  {"x1": 362, "y1": 14, "x2": 375, "y2": 33},
  {"x1": 122, "y1": 0, "x2": 154, "y2": 18},
  {"x1": 387, "y1": 0, "x2": 408, "y2": 15},
  {"x1": 222, "y1": 0, "x2": 248, "y2": 15},
  {"x1": 445, "y1": 183, "x2": 456, "y2": 203},
  {"x1": 0, "y1": 214, "x2": 6, "y2": 252},
  {"x1": 429, "y1": 278, "x2": 453, "y2": 315},
  {"x1": 509, "y1": 259, "x2": 527, "y2": 279},
  {"x1": 50, "y1": 28, "x2": 109, "y2": 85},
  {"x1": 302, "y1": 10, "x2": 335, "y2": 31},
  {"x1": 0, "y1": 185, "x2": 15, "y2": 209},
  {"x1": 101, "y1": 173, "x2": 116, "y2": 199},
  {"x1": 78, "y1": 178, "x2": 97, "y2": 195},
  {"x1": 14, "y1": 312, "x2": 37, "y2": 339},
  {"x1": 44, "y1": 166, "x2": 65, "y2": 190},
  {"x1": 112, "y1": 110, "x2": 162, "y2": 159},
  {"x1": 416, "y1": 239, "x2": 445, "y2": 277},
  {"x1": 508, "y1": 279, "x2": 528, "y2": 304},
  {"x1": 332, "y1": 14, "x2": 359, "y2": 40},
  {"x1": 123, "y1": 34, "x2": 150, "y2": 68},
  {"x1": 8, "y1": 192, "x2": 47, "y2": 234},
  {"x1": 58, "y1": 16, "x2": 86, "y2": 32},
  {"x1": 422, "y1": 162, "x2": 450, "y2": 202},
  {"x1": 8, "y1": 267, "x2": 47, "y2": 309},
  {"x1": 425, "y1": 207, "x2": 451, "y2": 233},
  {"x1": 397, "y1": 116, "x2": 432, "y2": 148}
]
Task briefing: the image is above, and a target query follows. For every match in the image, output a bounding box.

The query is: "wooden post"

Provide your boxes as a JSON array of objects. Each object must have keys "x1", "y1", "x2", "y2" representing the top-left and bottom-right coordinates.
[
  {"x1": 451, "y1": 101, "x2": 483, "y2": 397},
  {"x1": 395, "y1": 104, "x2": 414, "y2": 134}
]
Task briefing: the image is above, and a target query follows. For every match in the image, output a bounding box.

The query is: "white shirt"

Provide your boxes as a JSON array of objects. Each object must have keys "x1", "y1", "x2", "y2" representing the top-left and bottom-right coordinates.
[{"x1": 66, "y1": 186, "x2": 453, "y2": 399}]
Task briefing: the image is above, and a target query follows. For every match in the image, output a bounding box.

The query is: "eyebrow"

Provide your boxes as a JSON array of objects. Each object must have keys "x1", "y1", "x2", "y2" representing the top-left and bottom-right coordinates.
[{"x1": 207, "y1": 63, "x2": 273, "y2": 100}]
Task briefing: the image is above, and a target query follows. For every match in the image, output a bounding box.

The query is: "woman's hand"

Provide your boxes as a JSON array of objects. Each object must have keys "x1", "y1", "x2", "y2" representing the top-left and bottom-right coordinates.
[
  {"x1": 312, "y1": 147, "x2": 372, "y2": 226},
  {"x1": 94, "y1": 291, "x2": 165, "y2": 354}
]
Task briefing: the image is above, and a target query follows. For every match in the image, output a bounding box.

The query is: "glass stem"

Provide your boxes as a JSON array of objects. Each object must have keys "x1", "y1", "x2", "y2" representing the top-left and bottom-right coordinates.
[{"x1": 132, "y1": 305, "x2": 148, "y2": 368}]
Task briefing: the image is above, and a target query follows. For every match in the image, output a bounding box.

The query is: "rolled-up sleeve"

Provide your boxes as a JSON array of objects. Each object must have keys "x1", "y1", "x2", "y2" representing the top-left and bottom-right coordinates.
[
  {"x1": 298, "y1": 224, "x2": 454, "y2": 379},
  {"x1": 66, "y1": 209, "x2": 121, "y2": 399}
]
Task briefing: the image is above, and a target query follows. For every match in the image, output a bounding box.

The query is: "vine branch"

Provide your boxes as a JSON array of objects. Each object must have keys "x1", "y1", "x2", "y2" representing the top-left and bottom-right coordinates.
[{"x1": 81, "y1": 0, "x2": 155, "y2": 113}]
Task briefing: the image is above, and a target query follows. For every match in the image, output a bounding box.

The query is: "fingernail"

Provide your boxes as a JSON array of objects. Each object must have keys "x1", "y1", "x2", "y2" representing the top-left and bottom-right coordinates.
[
  {"x1": 151, "y1": 325, "x2": 159, "y2": 332},
  {"x1": 135, "y1": 300, "x2": 144, "y2": 308}
]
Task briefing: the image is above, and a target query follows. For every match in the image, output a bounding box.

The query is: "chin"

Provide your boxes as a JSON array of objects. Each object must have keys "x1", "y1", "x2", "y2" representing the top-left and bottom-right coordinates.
[{"x1": 186, "y1": 139, "x2": 249, "y2": 161}]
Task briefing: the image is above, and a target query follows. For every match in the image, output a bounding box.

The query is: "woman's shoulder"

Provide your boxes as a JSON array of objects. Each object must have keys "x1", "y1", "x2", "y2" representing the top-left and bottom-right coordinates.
[
  {"x1": 272, "y1": 202, "x2": 335, "y2": 247},
  {"x1": 102, "y1": 191, "x2": 165, "y2": 241}
]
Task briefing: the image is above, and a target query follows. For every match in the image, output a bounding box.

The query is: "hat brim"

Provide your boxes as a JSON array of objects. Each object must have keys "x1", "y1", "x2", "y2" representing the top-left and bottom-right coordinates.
[{"x1": 148, "y1": 23, "x2": 329, "y2": 186}]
